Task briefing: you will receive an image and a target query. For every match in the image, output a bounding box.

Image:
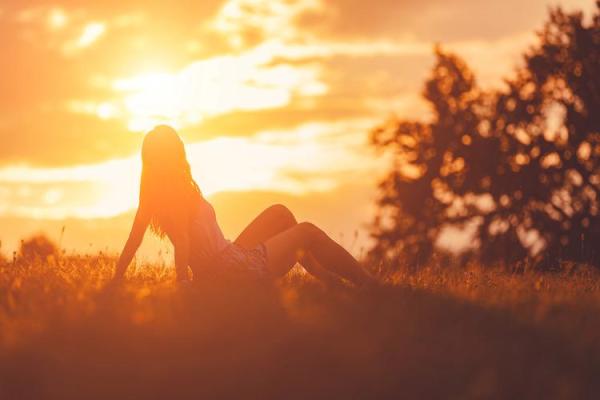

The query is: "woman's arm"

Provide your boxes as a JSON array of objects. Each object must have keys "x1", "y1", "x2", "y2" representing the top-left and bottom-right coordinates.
[{"x1": 112, "y1": 206, "x2": 150, "y2": 281}]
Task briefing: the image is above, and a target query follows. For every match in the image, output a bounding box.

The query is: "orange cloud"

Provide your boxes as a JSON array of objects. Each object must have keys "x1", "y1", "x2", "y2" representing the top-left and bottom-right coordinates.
[{"x1": 2, "y1": 0, "x2": 587, "y2": 168}]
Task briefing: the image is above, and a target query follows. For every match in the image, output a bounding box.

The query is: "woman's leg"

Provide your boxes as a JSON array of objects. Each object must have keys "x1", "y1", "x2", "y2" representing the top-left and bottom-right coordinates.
[
  {"x1": 263, "y1": 222, "x2": 374, "y2": 286},
  {"x1": 234, "y1": 204, "x2": 295, "y2": 249},
  {"x1": 234, "y1": 205, "x2": 344, "y2": 285}
]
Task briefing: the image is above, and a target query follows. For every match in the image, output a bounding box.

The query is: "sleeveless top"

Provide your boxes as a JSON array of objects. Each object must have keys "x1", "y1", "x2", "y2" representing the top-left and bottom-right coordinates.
[{"x1": 188, "y1": 196, "x2": 231, "y2": 265}]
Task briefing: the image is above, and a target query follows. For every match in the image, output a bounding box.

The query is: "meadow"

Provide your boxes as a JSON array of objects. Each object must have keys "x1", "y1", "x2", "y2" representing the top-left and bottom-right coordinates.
[{"x1": 1, "y1": 253, "x2": 600, "y2": 399}]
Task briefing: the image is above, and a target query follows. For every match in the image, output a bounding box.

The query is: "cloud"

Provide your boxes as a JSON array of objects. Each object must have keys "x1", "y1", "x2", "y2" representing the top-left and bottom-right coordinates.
[
  {"x1": 11, "y1": 5, "x2": 109, "y2": 55},
  {"x1": 14, "y1": 5, "x2": 70, "y2": 30},
  {"x1": 74, "y1": 0, "x2": 571, "y2": 137},
  {"x1": 47, "y1": 7, "x2": 68, "y2": 30},
  {"x1": 75, "y1": 21, "x2": 105, "y2": 47},
  {"x1": 0, "y1": 0, "x2": 594, "y2": 169},
  {"x1": 99, "y1": 53, "x2": 327, "y2": 132},
  {"x1": 0, "y1": 2, "x2": 226, "y2": 166},
  {"x1": 210, "y1": 0, "x2": 322, "y2": 47},
  {"x1": 60, "y1": 21, "x2": 107, "y2": 55},
  {"x1": 299, "y1": 0, "x2": 597, "y2": 42},
  {"x1": 0, "y1": 118, "x2": 384, "y2": 218}
]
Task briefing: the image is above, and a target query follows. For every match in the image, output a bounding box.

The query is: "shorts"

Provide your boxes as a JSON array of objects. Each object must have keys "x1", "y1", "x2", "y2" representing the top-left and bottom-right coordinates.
[{"x1": 214, "y1": 242, "x2": 269, "y2": 277}]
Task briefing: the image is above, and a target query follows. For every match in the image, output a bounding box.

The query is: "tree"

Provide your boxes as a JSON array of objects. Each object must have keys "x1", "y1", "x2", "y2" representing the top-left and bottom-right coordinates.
[
  {"x1": 369, "y1": 3, "x2": 600, "y2": 268},
  {"x1": 492, "y1": 4, "x2": 600, "y2": 265},
  {"x1": 369, "y1": 49, "x2": 484, "y2": 267}
]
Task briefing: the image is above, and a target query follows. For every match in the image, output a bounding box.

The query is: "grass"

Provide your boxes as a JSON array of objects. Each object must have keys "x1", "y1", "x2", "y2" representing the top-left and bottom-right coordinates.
[{"x1": 1, "y1": 254, "x2": 600, "y2": 399}]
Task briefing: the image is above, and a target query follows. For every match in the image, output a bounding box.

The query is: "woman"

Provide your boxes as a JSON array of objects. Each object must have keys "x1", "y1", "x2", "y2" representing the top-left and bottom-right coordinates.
[{"x1": 111, "y1": 125, "x2": 374, "y2": 287}]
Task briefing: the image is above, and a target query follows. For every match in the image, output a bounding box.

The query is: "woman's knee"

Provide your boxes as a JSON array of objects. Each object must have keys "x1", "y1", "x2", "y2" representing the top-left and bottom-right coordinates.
[
  {"x1": 297, "y1": 221, "x2": 327, "y2": 244},
  {"x1": 267, "y1": 203, "x2": 297, "y2": 226}
]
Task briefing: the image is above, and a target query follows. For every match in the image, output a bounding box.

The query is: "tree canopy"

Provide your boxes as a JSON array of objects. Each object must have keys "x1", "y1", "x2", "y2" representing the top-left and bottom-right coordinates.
[{"x1": 369, "y1": 3, "x2": 600, "y2": 268}]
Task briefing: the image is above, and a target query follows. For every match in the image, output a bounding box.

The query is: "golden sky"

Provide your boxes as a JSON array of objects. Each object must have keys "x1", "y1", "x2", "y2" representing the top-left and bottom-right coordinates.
[{"x1": 0, "y1": 0, "x2": 595, "y2": 256}]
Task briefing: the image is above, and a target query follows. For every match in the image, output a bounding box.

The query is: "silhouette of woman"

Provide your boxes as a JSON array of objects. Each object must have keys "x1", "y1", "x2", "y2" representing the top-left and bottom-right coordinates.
[{"x1": 111, "y1": 125, "x2": 374, "y2": 287}]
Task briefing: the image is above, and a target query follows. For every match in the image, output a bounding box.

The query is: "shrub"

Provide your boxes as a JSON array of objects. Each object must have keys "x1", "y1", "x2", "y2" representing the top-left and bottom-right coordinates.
[{"x1": 19, "y1": 234, "x2": 59, "y2": 262}]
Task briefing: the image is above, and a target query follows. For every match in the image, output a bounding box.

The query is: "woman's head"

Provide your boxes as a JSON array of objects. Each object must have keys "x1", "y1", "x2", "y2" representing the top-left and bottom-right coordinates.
[
  {"x1": 140, "y1": 125, "x2": 200, "y2": 236},
  {"x1": 142, "y1": 125, "x2": 187, "y2": 173}
]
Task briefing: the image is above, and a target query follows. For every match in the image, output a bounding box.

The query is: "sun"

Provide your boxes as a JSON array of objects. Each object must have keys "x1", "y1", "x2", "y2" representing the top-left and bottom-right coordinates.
[
  {"x1": 111, "y1": 57, "x2": 248, "y2": 133},
  {"x1": 108, "y1": 52, "x2": 323, "y2": 133},
  {"x1": 113, "y1": 71, "x2": 196, "y2": 132}
]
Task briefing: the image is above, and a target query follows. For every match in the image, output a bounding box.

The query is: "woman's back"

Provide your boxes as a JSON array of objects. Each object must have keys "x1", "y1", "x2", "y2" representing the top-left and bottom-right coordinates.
[{"x1": 188, "y1": 196, "x2": 231, "y2": 266}]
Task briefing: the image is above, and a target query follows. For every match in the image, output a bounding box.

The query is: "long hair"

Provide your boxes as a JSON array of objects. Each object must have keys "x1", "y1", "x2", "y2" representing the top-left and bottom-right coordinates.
[{"x1": 140, "y1": 125, "x2": 201, "y2": 238}]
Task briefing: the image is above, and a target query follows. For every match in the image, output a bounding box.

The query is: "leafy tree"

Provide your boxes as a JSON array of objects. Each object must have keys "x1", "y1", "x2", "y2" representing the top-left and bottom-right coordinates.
[
  {"x1": 369, "y1": 49, "x2": 484, "y2": 267},
  {"x1": 370, "y1": 3, "x2": 600, "y2": 268}
]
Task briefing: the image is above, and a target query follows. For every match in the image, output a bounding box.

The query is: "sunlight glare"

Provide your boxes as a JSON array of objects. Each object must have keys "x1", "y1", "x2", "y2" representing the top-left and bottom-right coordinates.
[{"x1": 112, "y1": 54, "x2": 325, "y2": 132}]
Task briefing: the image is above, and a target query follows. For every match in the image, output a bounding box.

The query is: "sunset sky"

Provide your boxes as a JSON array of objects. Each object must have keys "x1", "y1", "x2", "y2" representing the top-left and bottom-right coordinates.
[{"x1": 0, "y1": 0, "x2": 595, "y2": 257}]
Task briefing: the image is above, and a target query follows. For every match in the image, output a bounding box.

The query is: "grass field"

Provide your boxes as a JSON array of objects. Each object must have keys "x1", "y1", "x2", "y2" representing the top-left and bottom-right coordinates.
[{"x1": 1, "y1": 254, "x2": 600, "y2": 399}]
